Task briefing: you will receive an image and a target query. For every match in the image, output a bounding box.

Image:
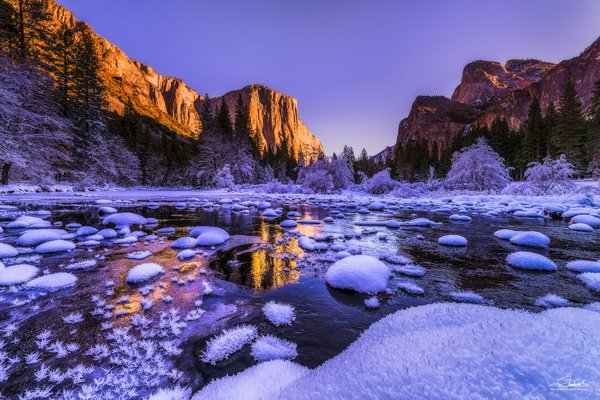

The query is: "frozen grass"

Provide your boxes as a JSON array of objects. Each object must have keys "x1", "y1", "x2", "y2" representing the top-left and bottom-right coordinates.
[
  {"x1": 251, "y1": 335, "x2": 298, "y2": 362},
  {"x1": 262, "y1": 302, "x2": 296, "y2": 326},
  {"x1": 201, "y1": 325, "x2": 258, "y2": 365}
]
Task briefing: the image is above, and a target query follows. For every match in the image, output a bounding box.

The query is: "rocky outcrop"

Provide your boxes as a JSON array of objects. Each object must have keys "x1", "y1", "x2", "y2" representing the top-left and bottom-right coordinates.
[
  {"x1": 451, "y1": 59, "x2": 555, "y2": 106},
  {"x1": 39, "y1": 0, "x2": 324, "y2": 159},
  {"x1": 201, "y1": 85, "x2": 324, "y2": 162},
  {"x1": 395, "y1": 36, "x2": 600, "y2": 156},
  {"x1": 396, "y1": 96, "x2": 481, "y2": 153}
]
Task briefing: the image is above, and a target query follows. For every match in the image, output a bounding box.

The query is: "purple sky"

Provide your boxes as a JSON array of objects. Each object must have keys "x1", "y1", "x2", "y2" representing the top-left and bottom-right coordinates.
[{"x1": 57, "y1": 0, "x2": 600, "y2": 155}]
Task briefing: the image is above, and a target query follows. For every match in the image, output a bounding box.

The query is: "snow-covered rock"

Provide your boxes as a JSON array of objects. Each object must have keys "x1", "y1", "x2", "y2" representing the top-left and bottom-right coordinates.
[
  {"x1": 126, "y1": 263, "x2": 165, "y2": 283},
  {"x1": 16, "y1": 229, "x2": 64, "y2": 246},
  {"x1": 280, "y1": 220, "x2": 298, "y2": 228},
  {"x1": 103, "y1": 212, "x2": 147, "y2": 228},
  {"x1": 0, "y1": 264, "x2": 39, "y2": 285},
  {"x1": 35, "y1": 239, "x2": 76, "y2": 254},
  {"x1": 391, "y1": 264, "x2": 425, "y2": 277},
  {"x1": 171, "y1": 237, "x2": 198, "y2": 249},
  {"x1": 449, "y1": 291, "x2": 483, "y2": 303},
  {"x1": 509, "y1": 231, "x2": 550, "y2": 249},
  {"x1": 98, "y1": 228, "x2": 118, "y2": 238},
  {"x1": 578, "y1": 272, "x2": 600, "y2": 292},
  {"x1": 263, "y1": 301, "x2": 295, "y2": 326},
  {"x1": 570, "y1": 214, "x2": 600, "y2": 228},
  {"x1": 449, "y1": 214, "x2": 472, "y2": 222},
  {"x1": 0, "y1": 243, "x2": 19, "y2": 258},
  {"x1": 493, "y1": 229, "x2": 518, "y2": 240},
  {"x1": 251, "y1": 335, "x2": 298, "y2": 362},
  {"x1": 65, "y1": 259, "x2": 97, "y2": 270},
  {"x1": 25, "y1": 272, "x2": 77, "y2": 291},
  {"x1": 534, "y1": 294, "x2": 571, "y2": 308},
  {"x1": 565, "y1": 260, "x2": 600, "y2": 273},
  {"x1": 325, "y1": 255, "x2": 390, "y2": 294},
  {"x1": 191, "y1": 227, "x2": 230, "y2": 246},
  {"x1": 506, "y1": 251, "x2": 557, "y2": 271},
  {"x1": 438, "y1": 235, "x2": 467, "y2": 246},
  {"x1": 127, "y1": 250, "x2": 152, "y2": 260},
  {"x1": 569, "y1": 223, "x2": 594, "y2": 232},
  {"x1": 178, "y1": 249, "x2": 196, "y2": 260}
]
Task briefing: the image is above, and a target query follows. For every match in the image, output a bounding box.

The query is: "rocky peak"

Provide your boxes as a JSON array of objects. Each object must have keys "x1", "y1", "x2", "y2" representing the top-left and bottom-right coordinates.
[
  {"x1": 451, "y1": 59, "x2": 555, "y2": 106},
  {"x1": 199, "y1": 85, "x2": 324, "y2": 162}
]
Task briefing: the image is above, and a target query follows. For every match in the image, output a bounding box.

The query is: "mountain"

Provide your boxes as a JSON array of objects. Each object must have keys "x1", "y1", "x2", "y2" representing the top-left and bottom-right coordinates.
[
  {"x1": 44, "y1": 0, "x2": 322, "y2": 160},
  {"x1": 394, "y1": 36, "x2": 600, "y2": 156},
  {"x1": 202, "y1": 85, "x2": 324, "y2": 162}
]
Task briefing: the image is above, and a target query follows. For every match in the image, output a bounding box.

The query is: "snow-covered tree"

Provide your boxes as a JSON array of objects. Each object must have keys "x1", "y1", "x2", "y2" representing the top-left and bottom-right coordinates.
[
  {"x1": 329, "y1": 158, "x2": 354, "y2": 189},
  {"x1": 296, "y1": 160, "x2": 334, "y2": 193},
  {"x1": 359, "y1": 168, "x2": 397, "y2": 194},
  {"x1": 214, "y1": 164, "x2": 235, "y2": 189},
  {"x1": 524, "y1": 154, "x2": 575, "y2": 194},
  {"x1": 445, "y1": 138, "x2": 511, "y2": 192}
]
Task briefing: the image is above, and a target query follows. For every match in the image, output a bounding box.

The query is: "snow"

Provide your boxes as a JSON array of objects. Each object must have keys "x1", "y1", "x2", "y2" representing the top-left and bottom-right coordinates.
[
  {"x1": 391, "y1": 264, "x2": 425, "y2": 277},
  {"x1": 126, "y1": 263, "x2": 165, "y2": 283},
  {"x1": 449, "y1": 291, "x2": 484, "y2": 303},
  {"x1": 76, "y1": 226, "x2": 98, "y2": 236},
  {"x1": 506, "y1": 251, "x2": 557, "y2": 271},
  {"x1": 262, "y1": 301, "x2": 296, "y2": 326},
  {"x1": 569, "y1": 223, "x2": 594, "y2": 231},
  {"x1": 192, "y1": 303, "x2": 600, "y2": 400},
  {"x1": 577, "y1": 272, "x2": 600, "y2": 292},
  {"x1": 0, "y1": 243, "x2": 19, "y2": 258},
  {"x1": 280, "y1": 220, "x2": 298, "y2": 228},
  {"x1": 509, "y1": 231, "x2": 550, "y2": 249},
  {"x1": 364, "y1": 296, "x2": 381, "y2": 308},
  {"x1": 98, "y1": 228, "x2": 118, "y2": 238},
  {"x1": 178, "y1": 249, "x2": 196, "y2": 260},
  {"x1": 437, "y1": 235, "x2": 467, "y2": 246},
  {"x1": 98, "y1": 206, "x2": 118, "y2": 215},
  {"x1": 103, "y1": 212, "x2": 148, "y2": 228},
  {"x1": 449, "y1": 214, "x2": 471, "y2": 222},
  {"x1": 570, "y1": 214, "x2": 600, "y2": 227},
  {"x1": 535, "y1": 294, "x2": 571, "y2": 308},
  {"x1": 192, "y1": 360, "x2": 308, "y2": 400},
  {"x1": 25, "y1": 272, "x2": 77, "y2": 291},
  {"x1": 16, "y1": 229, "x2": 63, "y2": 246},
  {"x1": 148, "y1": 386, "x2": 192, "y2": 400},
  {"x1": 65, "y1": 259, "x2": 97, "y2": 270},
  {"x1": 34, "y1": 240, "x2": 76, "y2": 254},
  {"x1": 191, "y1": 227, "x2": 230, "y2": 246},
  {"x1": 171, "y1": 237, "x2": 198, "y2": 249},
  {"x1": 493, "y1": 229, "x2": 518, "y2": 240},
  {"x1": 251, "y1": 335, "x2": 298, "y2": 362},
  {"x1": 395, "y1": 281, "x2": 424, "y2": 294},
  {"x1": 127, "y1": 250, "x2": 152, "y2": 260},
  {"x1": 201, "y1": 325, "x2": 258, "y2": 365},
  {"x1": 0, "y1": 264, "x2": 39, "y2": 285},
  {"x1": 325, "y1": 255, "x2": 390, "y2": 294},
  {"x1": 565, "y1": 260, "x2": 600, "y2": 273}
]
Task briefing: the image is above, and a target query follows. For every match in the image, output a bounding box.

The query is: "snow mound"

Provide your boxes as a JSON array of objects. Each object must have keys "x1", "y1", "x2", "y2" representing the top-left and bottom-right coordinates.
[
  {"x1": 0, "y1": 264, "x2": 39, "y2": 285},
  {"x1": 25, "y1": 272, "x2": 77, "y2": 291},
  {"x1": 202, "y1": 325, "x2": 258, "y2": 365},
  {"x1": 263, "y1": 301, "x2": 295, "y2": 326},
  {"x1": 126, "y1": 263, "x2": 165, "y2": 283},
  {"x1": 192, "y1": 360, "x2": 308, "y2": 400},
  {"x1": 251, "y1": 335, "x2": 298, "y2": 362},
  {"x1": 578, "y1": 272, "x2": 600, "y2": 292},
  {"x1": 391, "y1": 264, "x2": 425, "y2": 277},
  {"x1": 509, "y1": 231, "x2": 550, "y2": 249},
  {"x1": 280, "y1": 220, "x2": 298, "y2": 228},
  {"x1": 192, "y1": 303, "x2": 600, "y2": 400},
  {"x1": 449, "y1": 291, "x2": 483, "y2": 303},
  {"x1": 178, "y1": 249, "x2": 196, "y2": 260},
  {"x1": 565, "y1": 260, "x2": 600, "y2": 273},
  {"x1": 493, "y1": 229, "x2": 518, "y2": 240},
  {"x1": 98, "y1": 228, "x2": 118, "y2": 238},
  {"x1": 535, "y1": 294, "x2": 571, "y2": 308},
  {"x1": 35, "y1": 239, "x2": 76, "y2": 254},
  {"x1": 103, "y1": 212, "x2": 147, "y2": 228},
  {"x1": 364, "y1": 296, "x2": 381, "y2": 308},
  {"x1": 569, "y1": 223, "x2": 594, "y2": 232},
  {"x1": 0, "y1": 243, "x2": 19, "y2": 258},
  {"x1": 191, "y1": 227, "x2": 230, "y2": 246},
  {"x1": 325, "y1": 255, "x2": 390, "y2": 294},
  {"x1": 395, "y1": 281, "x2": 424, "y2": 294},
  {"x1": 127, "y1": 250, "x2": 152, "y2": 260},
  {"x1": 76, "y1": 226, "x2": 98, "y2": 236},
  {"x1": 571, "y1": 214, "x2": 600, "y2": 227},
  {"x1": 506, "y1": 251, "x2": 557, "y2": 271},
  {"x1": 449, "y1": 214, "x2": 471, "y2": 222},
  {"x1": 16, "y1": 229, "x2": 63, "y2": 246},
  {"x1": 171, "y1": 237, "x2": 198, "y2": 249},
  {"x1": 148, "y1": 386, "x2": 192, "y2": 400},
  {"x1": 438, "y1": 235, "x2": 467, "y2": 246}
]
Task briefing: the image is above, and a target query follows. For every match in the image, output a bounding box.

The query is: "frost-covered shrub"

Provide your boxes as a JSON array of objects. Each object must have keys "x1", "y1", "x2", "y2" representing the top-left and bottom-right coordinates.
[
  {"x1": 213, "y1": 164, "x2": 235, "y2": 189},
  {"x1": 359, "y1": 168, "x2": 398, "y2": 194},
  {"x1": 296, "y1": 161, "x2": 334, "y2": 193},
  {"x1": 523, "y1": 154, "x2": 575, "y2": 195},
  {"x1": 329, "y1": 158, "x2": 354, "y2": 189},
  {"x1": 264, "y1": 180, "x2": 299, "y2": 194},
  {"x1": 445, "y1": 138, "x2": 511, "y2": 192}
]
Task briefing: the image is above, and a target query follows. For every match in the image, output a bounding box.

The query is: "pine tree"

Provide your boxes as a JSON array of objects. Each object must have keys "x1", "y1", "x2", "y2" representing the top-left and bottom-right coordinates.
[
  {"x1": 216, "y1": 98, "x2": 233, "y2": 137},
  {"x1": 523, "y1": 97, "x2": 544, "y2": 162},
  {"x1": 199, "y1": 94, "x2": 214, "y2": 133},
  {"x1": 5, "y1": 0, "x2": 50, "y2": 61},
  {"x1": 543, "y1": 103, "x2": 558, "y2": 157},
  {"x1": 73, "y1": 26, "x2": 105, "y2": 120},
  {"x1": 47, "y1": 23, "x2": 76, "y2": 116},
  {"x1": 0, "y1": 0, "x2": 19, "y2": 56},
  {"x1": 590, "y1": 79, "x2": 600, "y2": 123},
  {"x1": 556, "y1": 79, "x2": 587, "y2": 168},
  {"x1": 233, "y1": 93, "x2": 250, "y2": 139}
]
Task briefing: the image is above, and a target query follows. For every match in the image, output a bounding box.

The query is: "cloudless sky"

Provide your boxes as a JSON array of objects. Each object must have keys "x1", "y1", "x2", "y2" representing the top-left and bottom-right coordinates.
[{"x1": 57, "y1": 0, "x2": 600, "y2": 155}]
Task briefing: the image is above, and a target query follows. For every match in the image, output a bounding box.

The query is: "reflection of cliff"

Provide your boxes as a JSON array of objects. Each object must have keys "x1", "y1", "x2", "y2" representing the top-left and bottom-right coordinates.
[{"x1": 251, "y1": 224, "x2": 300, "y2": 290}]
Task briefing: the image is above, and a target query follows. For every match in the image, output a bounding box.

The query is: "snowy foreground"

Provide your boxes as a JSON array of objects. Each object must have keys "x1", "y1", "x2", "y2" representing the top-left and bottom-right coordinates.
[
  {"x1": 1, "y1": 188, "x2": 600, "y2": 399},
  {"x1": 191, "y1": 303, "x2": 600, "y2": 400}
]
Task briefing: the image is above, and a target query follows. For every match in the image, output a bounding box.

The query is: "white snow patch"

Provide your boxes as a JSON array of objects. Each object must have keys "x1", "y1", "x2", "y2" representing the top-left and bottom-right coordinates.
[
  {"x1": 578, "y1": 272, "x2": 600, "y2": 292},
  {"x1": 509, "y1": 231, "x2": 550, "y2": 249},
  {"x1": 0, "y1": 264, "x2": 39, "y2": 285},
  {"x1": 565, "y1": 260, "x2": 600, "y2": 273},
  {"x1": 263, "y1": 301, "x2": 295, "y2": 326},
  {"x1": 325, "y1": 255, "x2": 390, "y2": 294},
  {"x1": 438, "y1": 235, "x2": 467, "y2": 246},
  {"x1": 127, "y1": 250, "x2": 152, "y2": 260},
  {"x1": 251, "y1": 335, "x2": 298, "y2": 362},
  {"x1": 126, "y1": 263, "x2": 165, "y2": 283},
  {"x1": 25, "y1": 272, "x2": 77, "y2": 291},
  {"x1": 449, "y1": 291, "x2": 483, "y2": 303},
  {"x1": 506, "y1": 251, "x2": 557, "y2": 271},
  {"x1": 0, "y1": 243, "x2": 19, "y2": 258},
  {"x1": 535, "y1": 294, "x2": 571, "y2": 308},
  {"x1": 34, "y1": 240, "x2": 76, "y2": 254},
  {"x1": 201, "y1": 325, "x2": 258, "y2": 365}
]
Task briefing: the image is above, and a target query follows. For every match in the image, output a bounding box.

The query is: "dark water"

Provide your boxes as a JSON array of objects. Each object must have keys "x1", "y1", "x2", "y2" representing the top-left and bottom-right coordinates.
[{"x1": 0, "y1": 194, "x2": 599, "y2": 396}]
